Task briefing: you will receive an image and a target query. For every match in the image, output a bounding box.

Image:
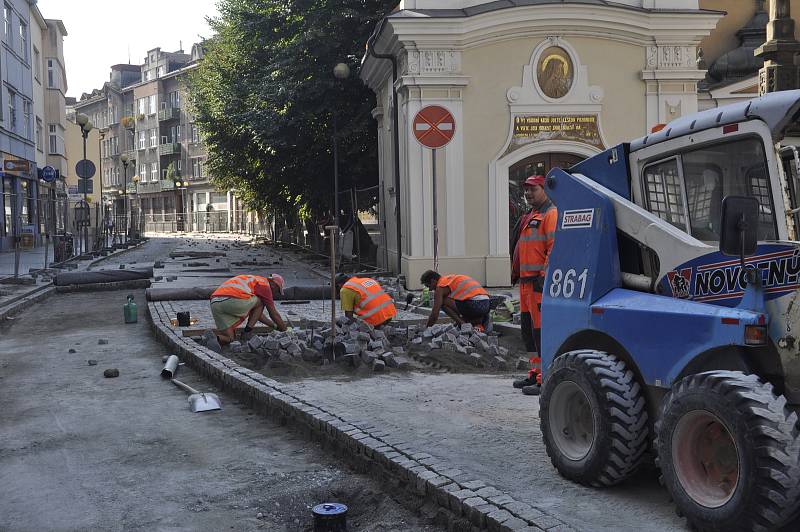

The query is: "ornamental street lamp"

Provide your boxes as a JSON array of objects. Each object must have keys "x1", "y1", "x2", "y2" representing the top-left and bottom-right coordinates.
[
  {"x1": 131, "y1": 174, "x2": 140, "y2": 239},
  {"x1": 120, "y1": 154, "x2": 132, "y2": 243},
  {"x1": 76, "y1": 113, "x2": 93, "y2": 254},
  {"x1": 175, "y1": 180, "x2": 190, "y2": 232},
  {"x1": 332, "y1": 62, "x2": 350, "y2": 243}
]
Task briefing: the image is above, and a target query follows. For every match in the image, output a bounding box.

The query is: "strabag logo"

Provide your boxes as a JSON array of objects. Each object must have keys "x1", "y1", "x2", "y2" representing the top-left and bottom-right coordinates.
[
  {"x1": 562, "y1": 209, "x2": 594, "y2": 229},
  {"x1": 661, "y1": 245, "x2": 800, "y2": 306}
]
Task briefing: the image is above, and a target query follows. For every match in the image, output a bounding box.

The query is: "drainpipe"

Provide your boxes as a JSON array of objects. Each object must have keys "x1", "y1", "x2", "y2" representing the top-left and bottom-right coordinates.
[{"x1": 367, "y1": 17, "x2": 403, "y2": 277}]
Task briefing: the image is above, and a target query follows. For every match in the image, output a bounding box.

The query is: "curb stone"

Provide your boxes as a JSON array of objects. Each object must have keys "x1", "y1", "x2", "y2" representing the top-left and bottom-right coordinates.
[{"x1": 148, "y1": 300, "x2": 573, "y2": 532}]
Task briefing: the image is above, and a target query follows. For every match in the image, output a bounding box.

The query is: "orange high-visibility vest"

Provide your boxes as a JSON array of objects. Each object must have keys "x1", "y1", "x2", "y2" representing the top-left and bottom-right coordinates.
[
  {"x1": 211, "y1": 275, "x2": 269, "y2": 299},
  {"x1": 437, "y1": 274, "x2": 488, "y2": 301},
  {"x1": 342, "y1": 277, "x2": 397, "y2": 326},
  {"x1": 519, "y1": 201, "x2": 558, "y2": 279}
]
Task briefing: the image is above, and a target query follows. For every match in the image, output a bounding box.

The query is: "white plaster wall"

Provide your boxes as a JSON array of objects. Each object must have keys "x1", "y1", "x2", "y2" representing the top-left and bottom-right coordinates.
[{"x1": 400, "y1": 0, "x2": 699, "y2": 10}]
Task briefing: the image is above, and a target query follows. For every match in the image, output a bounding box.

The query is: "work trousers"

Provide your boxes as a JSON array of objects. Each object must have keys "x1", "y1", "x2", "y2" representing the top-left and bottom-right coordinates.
[{"x1": 520, "y1": 280, "x2": 543, "y2": 384}]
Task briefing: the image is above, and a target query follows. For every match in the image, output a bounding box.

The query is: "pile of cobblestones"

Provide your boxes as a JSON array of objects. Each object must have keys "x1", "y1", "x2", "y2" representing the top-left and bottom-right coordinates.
[{"x1": 223, "y1": 317, "x2": 518, "y2": 373}]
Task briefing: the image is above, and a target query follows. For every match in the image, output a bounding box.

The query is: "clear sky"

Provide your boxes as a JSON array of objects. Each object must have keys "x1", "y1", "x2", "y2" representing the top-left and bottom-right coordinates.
[{"x1": 35, "y1": 0, "x2": 220, "y2": 98}]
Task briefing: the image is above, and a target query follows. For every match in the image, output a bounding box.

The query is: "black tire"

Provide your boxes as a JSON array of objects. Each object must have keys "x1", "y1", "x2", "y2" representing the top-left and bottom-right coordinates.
[
  {"x1": 540, "y1": 350, "x2": 649, "y2": 487},
  {"x1": 655, "y1": 371, "x2": 800, "y2": 532}
]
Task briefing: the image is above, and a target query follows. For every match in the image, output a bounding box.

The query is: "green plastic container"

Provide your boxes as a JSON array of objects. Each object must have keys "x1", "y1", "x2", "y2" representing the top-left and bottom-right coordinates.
[
  {"x1": 124, "y1": 294, "x2": 138, "y2": 324},
  {"x1": 421, "y1": 287, "x2": 430, "y2": 306}
]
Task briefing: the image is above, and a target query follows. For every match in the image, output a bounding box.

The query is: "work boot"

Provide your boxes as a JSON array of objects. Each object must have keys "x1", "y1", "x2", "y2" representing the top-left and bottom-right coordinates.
[
  {"x1": 513, "y1": 376, "x2": 535, "y2": 389},
  {"x1": 522, "y1": 384, "x2": 541, "y2": 396},
  {"x1": 202, "y1": 330, "x2": 222, "y2": 354}
]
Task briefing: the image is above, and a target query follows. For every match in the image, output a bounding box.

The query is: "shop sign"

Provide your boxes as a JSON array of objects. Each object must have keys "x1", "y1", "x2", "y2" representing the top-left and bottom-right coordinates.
[{"x1": 4, "y1": 159, "x2": 30, "y2": 173}]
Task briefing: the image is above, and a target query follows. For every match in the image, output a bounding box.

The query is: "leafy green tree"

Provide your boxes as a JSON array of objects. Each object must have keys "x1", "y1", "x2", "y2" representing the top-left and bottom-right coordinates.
[{"x1": 188, "y1": 0, "x2": 395, "y2": 222}]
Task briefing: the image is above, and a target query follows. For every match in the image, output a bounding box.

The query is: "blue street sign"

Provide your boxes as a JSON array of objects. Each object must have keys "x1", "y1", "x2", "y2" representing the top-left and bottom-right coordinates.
[
  {"x1": 76, "y1": 159, "x2": 96, "y2": 179},
  {"x1": 41, "y1": 165, "x2": 57, "y2": 182}
]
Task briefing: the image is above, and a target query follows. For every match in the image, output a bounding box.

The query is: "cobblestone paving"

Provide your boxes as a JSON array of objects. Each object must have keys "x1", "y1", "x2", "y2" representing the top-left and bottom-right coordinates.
[{"x1": 279, "y1": 373, "x2": 682, "y2": 532}]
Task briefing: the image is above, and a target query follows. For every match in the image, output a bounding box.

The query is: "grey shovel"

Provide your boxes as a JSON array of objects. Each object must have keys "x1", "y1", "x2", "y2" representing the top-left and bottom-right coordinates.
[{"x1": 171, "y1": 379, "x2": 222, "y2": 413}]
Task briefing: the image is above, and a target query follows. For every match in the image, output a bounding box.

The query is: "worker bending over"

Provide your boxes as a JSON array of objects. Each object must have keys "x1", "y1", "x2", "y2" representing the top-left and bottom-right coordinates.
[
  {"x1": 420, "y1": 270, "x2": 492, "y2": 331},
  {"x1": 203, "y1": 274, "x2": 288, "y2": 352},
  {"x1": 512, "y1": 175, "x2": 557, "y2": 395},
  {"x1": 335, "y1": 274, "x2": 397, "y2": 327}
]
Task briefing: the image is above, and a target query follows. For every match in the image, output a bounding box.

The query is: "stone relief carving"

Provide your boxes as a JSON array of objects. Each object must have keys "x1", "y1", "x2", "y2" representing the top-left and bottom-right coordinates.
[
  {"x1": 402, "y1": 50, "x2": 461, "y2": 75},
  {"x1": 646, "y1": 46, "x2": 698, "y2": 70}
]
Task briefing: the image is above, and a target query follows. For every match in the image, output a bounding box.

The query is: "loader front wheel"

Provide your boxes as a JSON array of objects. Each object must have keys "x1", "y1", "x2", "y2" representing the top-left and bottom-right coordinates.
[
  {"x1": 540, "y1": 350, "x2": 649, "y2": 487},
  {"x1": 655, "y1": 371, "x2": 800, "y2": 532}
]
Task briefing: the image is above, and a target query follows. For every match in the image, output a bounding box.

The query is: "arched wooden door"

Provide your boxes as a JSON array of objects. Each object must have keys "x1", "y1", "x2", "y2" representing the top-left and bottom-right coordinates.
[{"x1": 508, "y1": 152, "x2": 584, "y2": 241}]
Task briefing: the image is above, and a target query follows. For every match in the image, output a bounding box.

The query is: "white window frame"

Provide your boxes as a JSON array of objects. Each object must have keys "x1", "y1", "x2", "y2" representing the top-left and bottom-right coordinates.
[
  {"x1": 33, "y1": 46, "x2": 40, "y2": 81},
  {"x1": 138, "y1": 130, "x2": 146, "y2": 150},
  {"x1": 7, "y1": 89, "x2": 16, "y2": 132},
  {"x1": 149, "y1": 128, "x2": 157, "y2": 148},
  {"x1": 150, "y1": 164, "x2": 157, "y2": 182},
  {"x1": 18, "y1": 19, "x2": 26, "y2": 60},
  {"x1": 47, "y1": 59, "x2": 54, "y2": 88},
  {"x1": 35, "y1": 116, "x2": 42, "y2": 152},
  {"x1": 22, "y1": 99, "x2": 31, "y2": 139},
  {"x1": 148, "y1": 95, "x2": 157, "y2": 115}
]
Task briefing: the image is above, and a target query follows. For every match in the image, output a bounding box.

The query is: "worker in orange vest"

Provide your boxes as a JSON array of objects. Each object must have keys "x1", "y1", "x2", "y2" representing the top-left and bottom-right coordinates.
[
  {"x1": 335, "y1": 274, "x2": 397, "y2": 327},
  {"x1": 420, "y1": 270, "x2": 492, "y2": 331},
  {"x1": 203, "y1": 274, "x2": 288, "y2": 352},
  {"x1": 511, "y1": 175, "x2": 557, "y2": 395}
]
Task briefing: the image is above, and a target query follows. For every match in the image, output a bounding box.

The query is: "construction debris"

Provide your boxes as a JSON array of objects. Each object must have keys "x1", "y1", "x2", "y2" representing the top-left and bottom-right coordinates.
[{"x1": 218, "y1": 314, "x2": 514, "y2": 374}]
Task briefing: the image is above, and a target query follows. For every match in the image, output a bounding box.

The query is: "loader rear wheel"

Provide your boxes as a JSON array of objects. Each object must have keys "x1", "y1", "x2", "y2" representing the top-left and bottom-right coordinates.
[
  {"x1": 540, "y1": 350, "x2": 649, "y2": 487},
  {"x1": 655, "y1": 371, "x2": 800, "y2": 532}
]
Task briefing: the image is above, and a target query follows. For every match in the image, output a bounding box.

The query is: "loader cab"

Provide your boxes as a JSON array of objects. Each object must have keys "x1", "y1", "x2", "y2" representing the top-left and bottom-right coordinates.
[{"x1": 629, "y1": 119, "x2": 786, "y2": 244}]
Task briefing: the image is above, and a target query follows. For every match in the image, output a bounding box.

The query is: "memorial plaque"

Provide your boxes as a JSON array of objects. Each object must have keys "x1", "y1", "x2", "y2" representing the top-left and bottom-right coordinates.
[{"x1": 509, "y1": 114, "x2": 604, "y2": 152}]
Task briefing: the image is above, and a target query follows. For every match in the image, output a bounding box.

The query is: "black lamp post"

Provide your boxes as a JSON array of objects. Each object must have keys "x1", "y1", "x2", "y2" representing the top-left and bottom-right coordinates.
[
  {"x1": 75, "y1": 113, "x2": 93, "y2": 254},
  {"x1": 120, "y1": 154, "x2": 131, "y2": 243},
  {"x1": 175, "y1": 179, "x2": 189, "y2": 232}
]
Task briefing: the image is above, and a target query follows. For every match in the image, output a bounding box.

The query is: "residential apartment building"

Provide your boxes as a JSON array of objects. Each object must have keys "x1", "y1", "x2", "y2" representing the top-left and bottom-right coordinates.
[
  {"x1": 0, "y1": 0, "x2": 68, "y2": 252},
  {"x1": 73, "y1": 42, "x2": 247, "y2": 233}
]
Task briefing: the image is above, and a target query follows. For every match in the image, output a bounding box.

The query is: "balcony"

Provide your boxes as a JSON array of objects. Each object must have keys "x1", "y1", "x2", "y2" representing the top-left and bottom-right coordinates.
[
  {"x1": 158, "y1": 107, "x2": 180, "y2": 121},
  {"x1": 159, "y1": 142, "x2": 181, "y2": 156}
]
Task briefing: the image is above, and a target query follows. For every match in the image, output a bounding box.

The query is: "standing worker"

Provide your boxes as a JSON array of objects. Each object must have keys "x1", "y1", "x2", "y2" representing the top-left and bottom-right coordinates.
[
  {"x1": 511, "y1": 175, "x2": 557, "y2": 395},
  {"x1": 421, "y1": 270, "x2": 492, "y2": 331},
  {"x1": 335, "y1": 274, "x2": 397, "y2": 327},
  {"x1": 203, "y1": 274, "x2": 288, "y2": 352}
]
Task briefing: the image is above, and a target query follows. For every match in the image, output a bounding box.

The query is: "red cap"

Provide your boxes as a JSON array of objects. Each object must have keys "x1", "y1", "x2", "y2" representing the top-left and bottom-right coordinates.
[{"x1": 523, "y1": 175, "x2": 545, "y2": 187}]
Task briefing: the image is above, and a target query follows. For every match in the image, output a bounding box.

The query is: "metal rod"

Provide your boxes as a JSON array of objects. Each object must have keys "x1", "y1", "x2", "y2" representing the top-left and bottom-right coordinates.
[
  {"x1": 432, "y1": 148, "x2": 438, "y2": 271},
  {"x1": 333, "y1": 114, "x2": 339, "y2": 236},
  {"x1": 326, "y1": 225, "x2": 337, "y2": 360}
]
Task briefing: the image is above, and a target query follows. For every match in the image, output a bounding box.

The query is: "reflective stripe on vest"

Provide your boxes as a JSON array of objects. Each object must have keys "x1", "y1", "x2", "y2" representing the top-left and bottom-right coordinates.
[
  {"x1": 342, "y1": 277, "x2": 397, "y2": 325},
  {"x1": 439, "y1": 274, "x2": 488, "y2": 301},
  {"x1": 519, "y1": 203, "x2": 556, "y2": 279},
  {"x1": 212, "y1": 274, "x2": 267, "y2": 299}
]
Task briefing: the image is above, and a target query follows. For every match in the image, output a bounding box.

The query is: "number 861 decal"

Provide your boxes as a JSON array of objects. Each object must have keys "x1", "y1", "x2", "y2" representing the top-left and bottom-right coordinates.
[{"x1": 549, "y1": 269, "x2": 589, "y2": 299}]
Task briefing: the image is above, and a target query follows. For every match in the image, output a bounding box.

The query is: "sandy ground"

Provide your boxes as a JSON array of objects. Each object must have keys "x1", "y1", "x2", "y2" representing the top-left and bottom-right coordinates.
[{"x1": 0, "y1": 285, "x2": 440, "y2": 532}]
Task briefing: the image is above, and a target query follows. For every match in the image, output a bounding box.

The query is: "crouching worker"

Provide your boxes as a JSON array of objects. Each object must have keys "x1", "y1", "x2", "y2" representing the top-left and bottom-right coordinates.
[
  {"x1": 420, "y1": 270, "x2": 492, "y2": 331},
  {"x1": 335, "y1": 273, "x2": 397, "y2": 328},
  {"x1": 203, "y1": 274, "x2": 288, "y2": 352}
]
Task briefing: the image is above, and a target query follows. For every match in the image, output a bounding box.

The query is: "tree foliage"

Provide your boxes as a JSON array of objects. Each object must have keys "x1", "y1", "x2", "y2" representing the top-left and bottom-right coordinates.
[{"x1": 188, "y1": 0, "x2": 396, "y2": 220}]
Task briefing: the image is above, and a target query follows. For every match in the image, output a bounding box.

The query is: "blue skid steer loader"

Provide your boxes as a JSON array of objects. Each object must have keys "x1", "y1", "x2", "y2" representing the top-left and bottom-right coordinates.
[{"x1": 538, "y1": 90, "x2": 800, "y2": 532}]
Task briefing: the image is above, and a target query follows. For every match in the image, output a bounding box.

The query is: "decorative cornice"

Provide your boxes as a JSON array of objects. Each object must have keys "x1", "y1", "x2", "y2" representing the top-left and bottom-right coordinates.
[{"x1": 362, "y1": 4, "x2": 723, "y2": 88}]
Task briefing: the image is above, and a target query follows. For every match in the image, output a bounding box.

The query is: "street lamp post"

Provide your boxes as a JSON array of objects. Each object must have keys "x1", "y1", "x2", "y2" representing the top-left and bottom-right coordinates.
[
  {"x1": 175, "y1": 180, "x2": 189, "y2": 232},
  {"x1": 120, "y1": 154, "x2": 131, "y2": 243},
  {"x1": 131, "y1": 175, "x2": 140, "y2": 239},
  {"x1": 332, "y1": 62, "x2": 350, "y2": 259},
  {"x1": 75, "y1": 113, "x2": 93, "y2": 254}
]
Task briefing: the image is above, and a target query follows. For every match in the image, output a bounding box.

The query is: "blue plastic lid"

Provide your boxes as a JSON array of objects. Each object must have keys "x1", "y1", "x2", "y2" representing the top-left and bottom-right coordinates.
[{"x1": 312, "y1": 503, "x2": 348, "y2": 516}]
